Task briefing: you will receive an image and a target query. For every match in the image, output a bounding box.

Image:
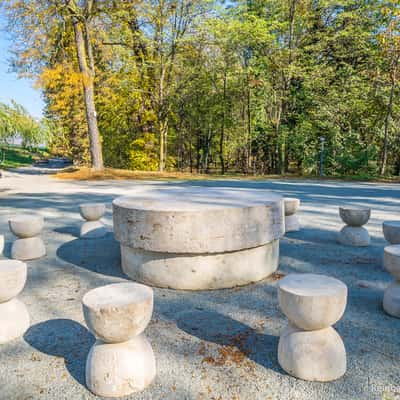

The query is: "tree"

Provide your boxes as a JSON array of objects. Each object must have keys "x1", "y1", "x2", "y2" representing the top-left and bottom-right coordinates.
[
  {"x1": 65, "y1": 0, "x2": 104, "y2": 170},
  {"x1": 4, "y1": 0, "x2": 104, "y2": 169},
  {"x1": 378, "y1": 4, "x2": 400, "y2": 175},
  {"x1": 3, "y1": 0, "x2": 400, "y2": 177}
]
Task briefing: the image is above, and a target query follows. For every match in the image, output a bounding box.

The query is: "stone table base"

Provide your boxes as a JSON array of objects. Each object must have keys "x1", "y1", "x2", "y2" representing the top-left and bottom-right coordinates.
[
  {"x1": 11, "y1": 237, "x2": 46, "y2": 260},
  {"x1": 278, "y1": 323, "x2": 346, "y2": 382},
  {"x1": 337, "y1": 226, "x2": 370, "y2": 247},
  {"x1": 80, "y1": 221, "x2": 107, "y2": 239},
  {"x1": 0, "y1": 298, "x2": 30, "y2": 344},
  {"x1": 383, "y1": 281, "x2": 400, "y2": 318},
  {"x1": 86, "y1": 335, "x2": 156, "y2": 398},
  {"x1": 285, "y1": 215, "x2": 300, "y2": 232},
  {"x1": 121, "y1": 240, "x2": 279, "y2": 290}
]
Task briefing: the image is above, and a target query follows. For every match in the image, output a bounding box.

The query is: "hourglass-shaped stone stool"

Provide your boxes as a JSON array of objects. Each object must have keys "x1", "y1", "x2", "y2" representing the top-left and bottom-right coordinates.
[
  {"x1": 277, "y1": 273, "x2": 347, "y2": 382},
  {"x1": 383, "y1": 245, "x2": 400, "y2": 318},
  {"x1": 83, "y1": 282, "x2": 156, "y2": 397},
  {"x1": 0, "y1": 260, "x2": 30, "y2": 343},
  {"x1": 79, "y1": 203, "x2": 107, "y2": 239},
  {"x1": 337, "y1": 206, "x2": 371, "y2": 246},
  {"x1": 9, "y1": 215, "x2": 46, "y2": 260},
  {"x1": 383, "y1": 221, "x2": 400, "y2": 244},
  {"x1": 284, "y1": 198, "x2": 300, "y2": 232}
]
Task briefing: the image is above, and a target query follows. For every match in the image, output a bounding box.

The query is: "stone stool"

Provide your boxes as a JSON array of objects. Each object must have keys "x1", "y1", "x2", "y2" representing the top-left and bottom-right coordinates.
[
  {"x1": 383, "y1": 245, "x2": 400, "y2": 318},
  {"x1": 277, "y1": 273, "x2": 347, "y2": 382},
  {"x1": 383, "y1": 221, "x2": 400, "y2": 244},
  {"x1": 83, "y1": 282, "x2": 156, "y2": 397},
  {"x1": 337, "y1": 206, "x2": 371, "y2": 246},
  {"x1": 284, "y1": 198, "x2": 300, "y2": 232},
  {"x1": 9, "y1": 215, "x2": 46, "y2": 260},
  {"x1": 79, "y1": 203, "x2": 107, "y2": 239},
  {"x1": 0, "y1": 260, "x2": 30, "y2": 343}
]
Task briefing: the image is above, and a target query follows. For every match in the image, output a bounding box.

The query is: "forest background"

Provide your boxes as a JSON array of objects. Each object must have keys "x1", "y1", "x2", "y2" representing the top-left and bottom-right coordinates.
[{"x1": 1, "y1": 0, "x2": 400, "y2": 178}]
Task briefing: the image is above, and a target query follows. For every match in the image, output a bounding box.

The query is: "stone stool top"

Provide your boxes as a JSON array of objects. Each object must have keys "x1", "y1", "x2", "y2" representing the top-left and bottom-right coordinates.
[
  {"x1": 284, "y1": 198, "x2": 300, "y2": 216},
  {"x1": 9, "y1": 215, "x2": 44, "y2": 238},
  {"x1": 278, "y1": 273, "x2": 347, "y2": 330},
  {"x1": 0, "y1": 260, "x2": 27, "y2": 302},
  {"x1": 113, "y1": 187, "x2": 284, "y2": 253},
  {"x1": 384, "y1": 245, "x2": 400, "y2": 280},
  {"x1": 79, "y1": 203, "x2": 106, "y2": 221},
  {"x1": 339, "y1": 206, "x2": 370, "y2": 226},
  {"x1": 383, "y1": 221, "x2": 400, "y2": 244},
  {"x1": 82, "y1": 282, "x2": 153, "y2": 343}
]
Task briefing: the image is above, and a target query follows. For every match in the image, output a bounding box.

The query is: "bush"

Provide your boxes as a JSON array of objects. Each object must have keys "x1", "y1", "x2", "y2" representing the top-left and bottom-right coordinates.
[{"x1": 129, "y1": 133, "x2": 159, "y2": 171}]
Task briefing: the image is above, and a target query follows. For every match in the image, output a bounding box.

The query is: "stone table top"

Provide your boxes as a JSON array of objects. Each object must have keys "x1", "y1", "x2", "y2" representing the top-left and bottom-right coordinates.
[
  {"x1": 113, "y1": 187, "x2": 282, "y2": 211},
  {"x1": 113, "y1": 186, "x2": 284, "y2": 253}
]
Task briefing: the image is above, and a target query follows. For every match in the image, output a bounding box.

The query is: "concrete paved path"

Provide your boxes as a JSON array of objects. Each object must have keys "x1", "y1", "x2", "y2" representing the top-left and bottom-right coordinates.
[{"x1": 0, "y1": 168, "x2": 399, "y2": 400}]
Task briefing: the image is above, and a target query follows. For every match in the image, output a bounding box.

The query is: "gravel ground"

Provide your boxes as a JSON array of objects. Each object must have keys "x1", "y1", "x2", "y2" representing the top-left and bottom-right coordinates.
[{"x1": 0, "y1": 168, "x2": 399, "y2": 400}]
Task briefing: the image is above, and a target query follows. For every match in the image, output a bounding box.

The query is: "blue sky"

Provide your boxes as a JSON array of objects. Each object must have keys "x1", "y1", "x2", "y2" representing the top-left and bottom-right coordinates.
[{"x1": 0, "y1": 17, "x2": 44, "y2": 119}]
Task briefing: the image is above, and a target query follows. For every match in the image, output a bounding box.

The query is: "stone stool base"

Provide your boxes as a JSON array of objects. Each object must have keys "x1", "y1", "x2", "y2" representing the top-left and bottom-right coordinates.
[
  {"x1": 337, "y1": 226, "x2": 370, "y2": 247},
  {"x1": 0, "y1": 298, "x2": 30, "y2": 344},
  {"x1": 278, "y1": 323, "x2": 346, "y2": 382},
  {"x1": 80, "y1": 221, "x2": 107, "y2": 239},
  {"x1": 383, "y1": 281, "x2": 400, "y2": 318},
  {"x1": 11, "y1": 237, "x2": 46, "y2": 260},
  {"x1": 86, "y1": 334, "x2": 156, "y2": 397},
  {"x1": 285, "y1": 215, "x2": 300, "y2": 232},
  {"x1": 121, "y1": 240, "x2": 279, "y2": 290}
]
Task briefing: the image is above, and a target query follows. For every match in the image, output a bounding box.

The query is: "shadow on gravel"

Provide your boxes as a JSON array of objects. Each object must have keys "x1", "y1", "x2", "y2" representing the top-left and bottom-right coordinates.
[
  {"x1": 54, "y1": 225, "x2": 80, "y2": 237},
  {"x1": 176, "y1": 309, "x2": 283, "y2": 374},
  {"x1": 56, "y1": 233, "x2": 125, "y2": 278},
  {"x1": 24, "y1": 319, "x2": 95, "y2": 386}
]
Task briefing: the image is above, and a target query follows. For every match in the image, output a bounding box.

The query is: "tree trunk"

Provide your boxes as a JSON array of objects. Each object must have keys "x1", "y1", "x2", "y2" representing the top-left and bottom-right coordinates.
[
  {"x1": 159, "y1": 121, "x2": 166, "y2": 172},
  {"x1": 71, "y1": 14, "x2": 103, "y2": 170},
  {"x1": 196, "y1": 135, "x2": 201, "y2": 173},
  {"x1": 203, "y1": 126, "x2": 212, "y2": 173},
  {"x1": 380, "y1": 69, "x2": 396, "y2": 176},
  {"x1": 189, "y1": 129, "x2": 193, "y2": 173},
  {"x1": 220, "y1": 71, "x2": 227, "y2": 175},
  {"x1": 246, "y1": 80, "x2": 252, "y2": 174}
]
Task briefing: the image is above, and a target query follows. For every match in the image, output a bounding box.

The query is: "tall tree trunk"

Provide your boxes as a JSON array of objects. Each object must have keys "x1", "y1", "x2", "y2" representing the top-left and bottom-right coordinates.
[
  {"x1": 71, "y1": 13, "x2": 103, "y2": 170},
  {"x1": 380, "y1": 69, "x2": 396, "y2": 176},
  {"x1": 246, "y1": 80, "x2": 252, "y2": 174},
  {"x1": 196, "y1": 134, "x2": 201, "y2": 173},
  {"x1": 158, "y1": 65, "x2": 167, "y2": 172},
  {"x1": 220, "y1": 71, "x2": 227, "y2": 175},
  {"x1": 189, "y1": 129, "x2": 193, "y2": 173},
  {"x1": 159, "y1": 120, "x2": 166, "y2": 172},
  {"x1": 203, "y1": 125, "x2": 212, "y2": 173},
  {"x1": 279, "y1": 0, "x2": 297, "y2": 175}
]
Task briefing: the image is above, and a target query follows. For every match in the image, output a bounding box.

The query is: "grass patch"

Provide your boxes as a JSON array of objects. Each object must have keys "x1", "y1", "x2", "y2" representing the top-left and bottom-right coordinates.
[
  {"x1": 0, "y1": 146, "x2": 49, "y2": 169},
  {"x1": 55, "y1": 166, "x2": 400, "y2": 182},
  {"x1": 54, "y1": 167, "x2": 297, "y2": 181}
]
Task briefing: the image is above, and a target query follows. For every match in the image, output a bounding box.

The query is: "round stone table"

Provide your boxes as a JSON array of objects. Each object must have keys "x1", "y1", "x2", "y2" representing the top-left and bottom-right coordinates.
[{"x1": 113, "y1": 187, "x2": 284, "y2": 290}]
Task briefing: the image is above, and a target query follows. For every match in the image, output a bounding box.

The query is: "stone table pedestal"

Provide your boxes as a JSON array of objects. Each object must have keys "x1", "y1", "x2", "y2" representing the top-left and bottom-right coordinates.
[
  {"x1": 9, "y1": 215, "x2": 46, "y2": 260},
  {"x1": 337, "y1": 206, "x2": 371, "y2": 246},
  {"x1": 113, "y1": 187, "x2": 284, "y2": 290},
  {"x1": 383, "y1": 245, "x2": 400, "y2": 318},
  {"x1": 79, "y1": 203, "x2": 107, "y2": 239},
  {"x1": 277, "y1": 273, "x2": 347, "y2": 382},
  {"x1": 83, "y1": 282, "x2": 156, "y2": 397},
  {"x1": 0, "y1": 260, "x2": 30, "y2": 343}
]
